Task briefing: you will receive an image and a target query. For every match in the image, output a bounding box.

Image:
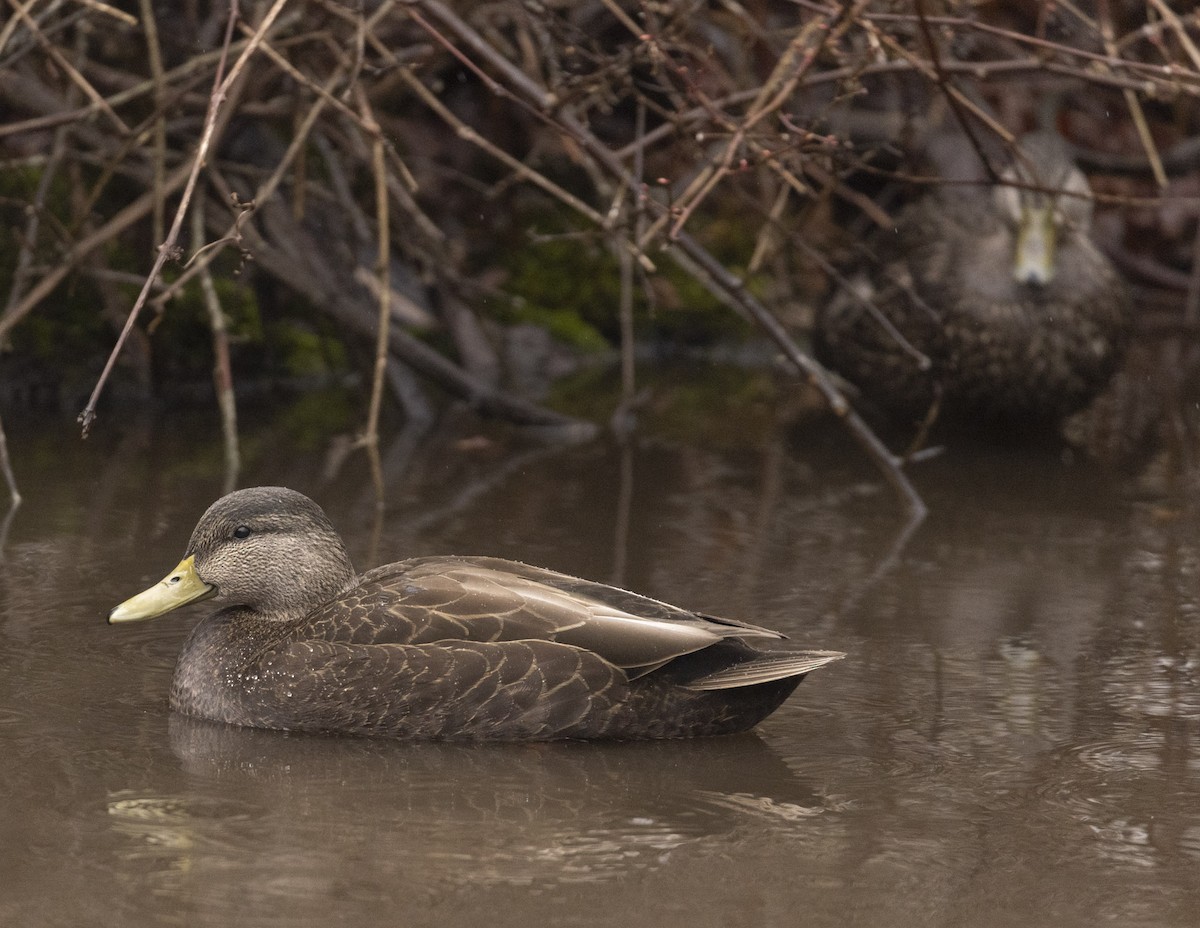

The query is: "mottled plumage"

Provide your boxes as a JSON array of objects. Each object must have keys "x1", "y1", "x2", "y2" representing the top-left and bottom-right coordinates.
[
  {"x1": 815, "y1": 131, "x2": 1129, "y2": 426},
  {"x1": 109, "y1": 487, "x2": 842, "y2": 741}
]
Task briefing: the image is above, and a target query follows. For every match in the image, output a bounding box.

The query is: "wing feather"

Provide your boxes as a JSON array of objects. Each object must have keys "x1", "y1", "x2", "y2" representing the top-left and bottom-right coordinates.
[
  {"x1": 682, "y1": 651, "x2": 845, "y2": 691},
  {"x1": 309, "y1": 556, "x2": 784, "y2": 672}
]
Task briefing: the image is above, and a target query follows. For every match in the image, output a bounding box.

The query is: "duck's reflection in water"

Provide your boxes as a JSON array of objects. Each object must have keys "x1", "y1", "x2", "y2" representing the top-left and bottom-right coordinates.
[{"x1": 99, "y1": 716, "x2": 834, "y2": 918}]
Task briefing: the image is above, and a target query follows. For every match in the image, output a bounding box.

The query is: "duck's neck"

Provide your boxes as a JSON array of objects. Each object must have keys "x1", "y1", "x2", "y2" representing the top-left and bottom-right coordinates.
[
  {"x1": 169, "y1": 608, "x2": 295, "y2": 726},
  {"x1": 265, "y1": 532, "x2": 356, "y2": 619}
]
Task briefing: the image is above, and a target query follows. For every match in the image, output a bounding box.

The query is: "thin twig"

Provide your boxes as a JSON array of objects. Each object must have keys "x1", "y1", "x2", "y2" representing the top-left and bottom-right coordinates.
[
  {"x1": 1099, "y1": 0, "x2": 1167, "y2": 189},
  {"x1": 0, "y1": 41, "x2": 248, "y2": 140},
  {"x1": 903, "y1": 2, "x2": 1006, "y2": 183},
  {"x1": 0, "y1": 0, "x2": 38, "y2": 55},
  {"x1": 151, "y1": 48, "x2": 351, "y2": 311},
  {"x1": 192, "y1": 199, "x2": 240, "y2": 493},
  {"x1": 137, "y1": 0, "x2": 167, "y2": 245},
  {"x1": 3, "y1": 122, "x2": 70, "y2": 318},
  {"x1": 404, "y1": 0, "x2": 927, "y2": 517},
  {"x1": 1145, "y1": 0, "x2": 1200, "y2": 73},
  {"x1": 0, "y1": 156, "x2": 194, "y2": 344},
  {"x1": 667, "y1": 223, "x2": 926, "y2": 518},
  {"x1": 356, "y1": 82, "x2": 391, "y2": 508},
  {"x1": 78, "y1": 0, "x2": 290, "y2": 435},
  {"x1": 4, "y1": 0, "x2": 131, "y2": 135},
  {"x1": 665, "y1": 5, "x2": 857, "y2": 238},
  {"x1": 393, "y1": 62, "x2": 653, "y2": 272},
  {"x1": 612, "y1": 99, "x2": 645, "y2": 434},
  {"x1": 68, "y1": 0, "x2": 137, "y2": 25}
]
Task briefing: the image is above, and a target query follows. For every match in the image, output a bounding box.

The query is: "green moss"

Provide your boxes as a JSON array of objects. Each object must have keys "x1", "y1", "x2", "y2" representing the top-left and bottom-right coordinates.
[
  {"x1": 500, "y1": 235, "x2": 617, "y2": 351},
  {"x1": 271, "y1": 322, "x2": 335, "y2": 376},
  {"x1": 494, "y1": 204, "x2": 760, "y2": 349},
  {"x1": 149, "y1": 273, "x2": 352, "y2": 382}
]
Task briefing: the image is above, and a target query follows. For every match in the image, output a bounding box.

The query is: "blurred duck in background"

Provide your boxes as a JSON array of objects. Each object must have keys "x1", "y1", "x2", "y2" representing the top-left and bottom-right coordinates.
[{"x1": 815, "y1": 129, "x2": 1130, "y2": 432}]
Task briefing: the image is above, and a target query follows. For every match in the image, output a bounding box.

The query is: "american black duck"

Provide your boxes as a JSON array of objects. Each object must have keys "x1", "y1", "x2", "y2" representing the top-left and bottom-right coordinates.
[
  {"x1": 815, "y1": 130, "x2": 1130, "y2": 427},
  {"x1": 108, "y1": 487, "x2": 842, "y2": 741}
]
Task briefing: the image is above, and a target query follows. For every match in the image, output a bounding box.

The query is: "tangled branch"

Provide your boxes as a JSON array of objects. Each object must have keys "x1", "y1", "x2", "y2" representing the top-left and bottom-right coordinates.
[{"x1": 3, "y1": 0, "x2": 1199, "y2": 515}]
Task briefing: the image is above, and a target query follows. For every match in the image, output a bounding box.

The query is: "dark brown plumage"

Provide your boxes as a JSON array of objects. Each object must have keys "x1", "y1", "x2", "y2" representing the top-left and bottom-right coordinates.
[
  {"x1": 815, "y1": 131, "x2": 1130, "y2": 427},
  {"x1": 108, "y1": 487, "x2": 842, "y2": 741}
]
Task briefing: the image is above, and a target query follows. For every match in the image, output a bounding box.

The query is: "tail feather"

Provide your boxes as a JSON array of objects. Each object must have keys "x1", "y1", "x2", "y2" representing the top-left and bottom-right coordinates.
[{"x1": 683, "y1": 650, "x2": 845, "y2": 691}]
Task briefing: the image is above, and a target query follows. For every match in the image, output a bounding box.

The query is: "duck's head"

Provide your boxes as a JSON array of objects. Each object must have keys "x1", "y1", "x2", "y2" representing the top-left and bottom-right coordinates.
[
  {"x1": 108, "y1": 487, "x2": 356, "y2": 625},
  {"x1": 993, "y1": 131, "x2": 1094, "y2": 287}
]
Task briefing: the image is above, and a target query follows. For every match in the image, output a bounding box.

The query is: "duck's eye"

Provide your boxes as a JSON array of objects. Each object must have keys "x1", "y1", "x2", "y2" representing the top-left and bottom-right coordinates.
[{"x1": 233, "y1": 525, "x2": 253, "y2": 539}]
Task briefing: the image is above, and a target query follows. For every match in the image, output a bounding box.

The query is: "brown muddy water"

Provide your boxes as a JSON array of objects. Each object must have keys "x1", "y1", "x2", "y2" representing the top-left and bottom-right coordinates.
[{"x1": 1, "y1": 388, "x2": 1198, "y2": 928}]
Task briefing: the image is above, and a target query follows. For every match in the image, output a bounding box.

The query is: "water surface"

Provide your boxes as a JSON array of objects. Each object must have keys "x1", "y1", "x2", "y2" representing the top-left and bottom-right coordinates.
[{"x1": 1, "y1": 393, "x2": 1198, "y2": 927}]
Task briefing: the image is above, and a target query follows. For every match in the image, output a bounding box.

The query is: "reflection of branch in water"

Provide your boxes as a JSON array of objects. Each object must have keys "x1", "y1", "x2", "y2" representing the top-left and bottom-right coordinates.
[
  {"x1": 320, "y1": 413, "x2": 439, "y2": 562},
  {"x1": 362, "y1": 416, "x2": 436, "y2": 564},
  {"x1": 378, "y1": 412, "x2": 437, "y2": 493},
  {"x1": 0, "y1": 499, "x2": 18, "y2": 557},
  {"x1": 0, "y1": 407, "x2": 18, "y2": 556},
  {"x1": 736, "y1": 421, "x2": 925, "y2": 622},
  {"x1": 0, "y1": 409, "x2": 20, "y2": 507},
  {"x1": 738, "y1": 415, "x2": 787, "y2": 599},
  {"x1": 398, "y1": 443, "x2": 566, "y2": 542},
  {"x1": 610, "y1": 439, "x2": 634, "y2": 588},
  {"x1": 693, "y1": 789, "x2": 824, "y2": 823},
  {"x1": 833, "y1": 509, "x2": 926, "y2": 618}
]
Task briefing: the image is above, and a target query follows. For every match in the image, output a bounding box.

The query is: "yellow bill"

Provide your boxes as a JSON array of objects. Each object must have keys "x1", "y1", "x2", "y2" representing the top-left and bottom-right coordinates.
[
  {"x1": 108, "y1": 555, "x2": 216, "y2": 624},
  {"x1": 1014, "y1": 204, "x2": 1057, "y2": 286}
]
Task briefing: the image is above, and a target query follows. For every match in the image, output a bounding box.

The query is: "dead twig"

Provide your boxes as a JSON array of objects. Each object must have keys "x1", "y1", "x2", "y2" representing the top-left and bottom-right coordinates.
[
  {"x1": 78, "y1": 0, "x2": 289, "y2": 435},
  {"x1": 403, "y1": 0, "x2": 926, "y2": 517},
  {"x1": 137, "y1": 0, "x2": 167, "y2": 244},
  {"x1": 667, "y1": 223, "x2": 927, "y2": 518},
  {"x1": 4, "y1": 0, "x2": 131, "y2": 136},
  {"x1": 192, "y1": 199, "x2": 240, "y2": 493},
  {"x1": 355, "y1": 82, "x2": 391, "y2": 507},
  {"x1": 2, "y1": 0, "x2": 1197, "y2": 517},
  {"x1": 1098, "y1": 0, "x2": 1167, "y2": 189}
]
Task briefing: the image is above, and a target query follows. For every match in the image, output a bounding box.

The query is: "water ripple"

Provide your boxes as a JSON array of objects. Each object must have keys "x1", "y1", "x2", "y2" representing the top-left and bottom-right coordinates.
[
  {"x1": 0, "y1": 705, "x2": 24, "y2": 725},
  {"x1": 107, "y1": 792, "x2": 256, "y2": 824},
  {"x1": 1071, "y1": 736, "x2": 1170, "y2": 775},
  {"x1": 1102, "y1": 653, "x2": 1200, "y2": 720}
]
